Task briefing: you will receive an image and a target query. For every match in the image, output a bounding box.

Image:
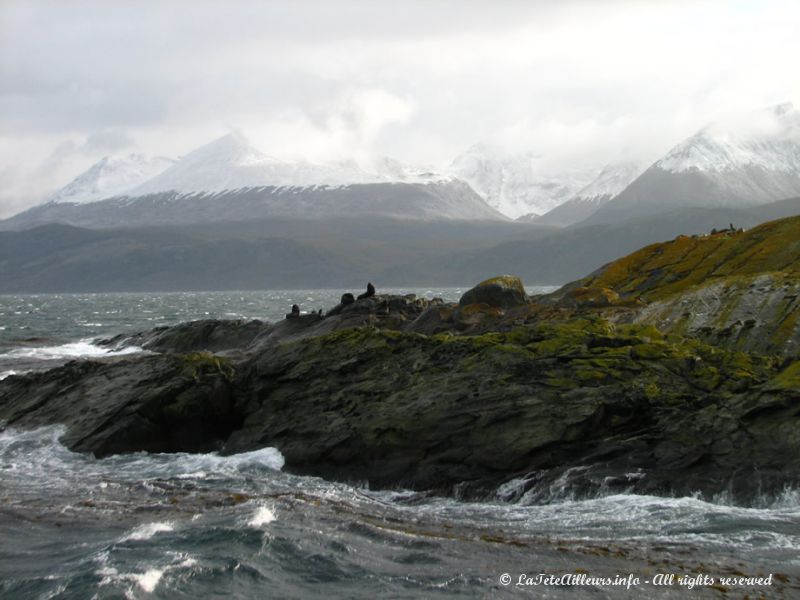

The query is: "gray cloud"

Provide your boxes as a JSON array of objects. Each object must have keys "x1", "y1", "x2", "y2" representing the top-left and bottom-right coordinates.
[
  {"x1": 38, "y1": 129, "x2": 135, "y2": 173},
  {"x1": 0, "y1": 0, "x2": 798, "y2": 217},
  {"x1": 83, "y1": 129, "x2": 135, "y2": 155}
]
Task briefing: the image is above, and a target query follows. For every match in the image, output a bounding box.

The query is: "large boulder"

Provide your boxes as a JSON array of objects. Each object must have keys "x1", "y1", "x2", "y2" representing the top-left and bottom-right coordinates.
[{"x1": 459, "y1": 275, "x2": 528, "y2": 309}]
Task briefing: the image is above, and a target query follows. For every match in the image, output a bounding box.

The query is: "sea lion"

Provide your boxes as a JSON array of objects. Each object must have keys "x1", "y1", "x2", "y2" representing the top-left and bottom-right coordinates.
[{"x1": 357, "y1": 282, "x2": 375, "y2": 300}]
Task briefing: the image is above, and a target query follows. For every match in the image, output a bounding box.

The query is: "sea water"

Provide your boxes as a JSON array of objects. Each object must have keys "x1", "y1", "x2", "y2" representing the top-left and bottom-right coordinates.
[
  {"x1": 0, "y1": 288, "x2": 477, "y2": 377},
  {"x1": 1, "y1": 290, "x2": 798, "y2": 599}
]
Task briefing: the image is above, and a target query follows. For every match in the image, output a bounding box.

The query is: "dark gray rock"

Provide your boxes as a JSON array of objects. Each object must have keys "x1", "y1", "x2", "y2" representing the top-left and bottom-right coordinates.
[
  {"x1": 101, "y1": 319, "x2": 269, "y2": 354},
  {"x1": 0, "y1": 354, "x2": 238, "y2": 456}
]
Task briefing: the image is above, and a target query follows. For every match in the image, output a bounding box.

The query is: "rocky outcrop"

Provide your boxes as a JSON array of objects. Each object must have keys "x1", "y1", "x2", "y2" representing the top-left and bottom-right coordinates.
[
  {"x1": 3, "y1": 310, "x2": 800, "y2": 503},
  {"x1": 0, "y1": 353, "x2": 238, "y2": 456},
  {"x1": 223, "y1": 320, "x2": 800, "y2": 502}
]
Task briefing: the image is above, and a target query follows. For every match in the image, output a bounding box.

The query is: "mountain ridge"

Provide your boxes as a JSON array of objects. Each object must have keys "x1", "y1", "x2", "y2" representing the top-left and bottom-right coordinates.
[
  {"x1": 45, "y1": 154, "x2": 175, "y2": 205},
  {"x1": 528, "y1": 162, "x2": 644, "y2": 227},
  {"x1": 3, "y1": 179, "x2": 507, "y2": 230}
]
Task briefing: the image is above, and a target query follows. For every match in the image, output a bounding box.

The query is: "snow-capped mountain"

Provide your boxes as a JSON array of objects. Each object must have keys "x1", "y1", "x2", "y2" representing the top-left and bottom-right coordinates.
[
  {"x1": 449, "y1": 143, "x2": 600, "y2": 219},
  {"x1": 6, "y1": 133, "x2": 503, "y2": 229},
  {"x1": 130, "y1": 133, "x2": 368, "y2": 196},
  {"x1": 657, "y1": 102, "x2": 800, "y2": 174},
  {"x1": 574, "y1": 161, "x2": 646, "y2": 199},
  {"x1": 530, "y1": 162, "x2": 644, "y2": 227},
  {"x1": 130, "y1": 133, "x2": 451, "y2": 197},
  {"x1": 587, "y1": 103, "x2": 800, "y2": 224},
  {"x1": 45, "y1": 154, "x2": 175, "y2": 205}
]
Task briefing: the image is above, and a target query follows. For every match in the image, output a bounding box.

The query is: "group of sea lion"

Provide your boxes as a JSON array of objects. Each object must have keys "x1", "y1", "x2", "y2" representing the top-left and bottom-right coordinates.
[{"x1": 286, "y1": 282, "x2": 375, "y2": 319}]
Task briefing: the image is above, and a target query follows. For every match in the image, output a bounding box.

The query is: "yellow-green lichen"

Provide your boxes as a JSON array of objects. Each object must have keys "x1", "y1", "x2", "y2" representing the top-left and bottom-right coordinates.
[
  {"x1": 770, "y1": 361, "x2": 800, "y2": 390},
  {"x1": 476, "y1": 275, "x2": 526, "y2": 292},
  {"x1": 577, "y1": 215, "x2": 800, "y2": 302},
  {"x1": 181, "y1": 352, "x2": 235, "y2": 381}
]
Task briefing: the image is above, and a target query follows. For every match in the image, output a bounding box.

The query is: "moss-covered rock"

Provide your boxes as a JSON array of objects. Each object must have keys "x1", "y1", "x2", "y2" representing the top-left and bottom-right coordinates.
[
  {"x1": 544, "y1": 214, "x2": 800, "y2": 357},
  {"x1": 213, "y1": 319, "x2": 794, "y2": 501},
  {"x1": 181, "y1": 351, "x2": 236, "y2": 381},
  {"x1": 562, "y1": 286, "x2": 622, "y2": 308},
  {"x1": 769, "y1": 360, "x2": 800, "y2": 389}
]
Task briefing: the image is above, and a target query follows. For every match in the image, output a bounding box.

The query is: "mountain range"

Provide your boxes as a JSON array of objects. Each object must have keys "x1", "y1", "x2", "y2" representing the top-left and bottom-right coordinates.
[
  {"x1": 30, "y1": 139, "x2": 607, "y2": 225},
  {"x1": 9, "y1": 102, "x2": 800, "y2": 229},
  {"x1": 3, "y1": 134, "x2": 503, "y2": 229},
  {"x1": 2, "y1": 102, "x2": 800, "y2": 292}
]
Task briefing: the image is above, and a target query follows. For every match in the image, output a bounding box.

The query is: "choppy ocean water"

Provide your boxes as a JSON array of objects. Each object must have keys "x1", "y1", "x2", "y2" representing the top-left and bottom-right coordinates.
[
  {"x1": 0, "y1": 288, "x2": 482, "y2": 377},
  {"x1": 1, "y1": 290, "x2": 799, "y2": 599}
]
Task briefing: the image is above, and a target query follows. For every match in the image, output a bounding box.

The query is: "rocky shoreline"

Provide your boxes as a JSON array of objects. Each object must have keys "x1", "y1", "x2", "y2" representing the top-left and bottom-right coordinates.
[{"x1": 1, "y1": 264, "x2": 799, "y2": 504}]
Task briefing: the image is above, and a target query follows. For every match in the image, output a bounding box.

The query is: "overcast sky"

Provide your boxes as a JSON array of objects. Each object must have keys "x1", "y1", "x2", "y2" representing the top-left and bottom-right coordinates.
[{"x1": 1, "y1": 0, "x2": 799, "y2": 217}]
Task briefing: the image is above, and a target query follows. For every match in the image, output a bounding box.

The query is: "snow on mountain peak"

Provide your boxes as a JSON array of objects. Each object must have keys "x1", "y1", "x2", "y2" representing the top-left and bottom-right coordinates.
[
  {"x1": 130, "y1": 134, "x2": 352, "y2": 195},
  {"x1": 449, "y1": 143, "x2": 599, "y2": 219},
  {"x1": 185, "y1": 131, "x2": 270, "y2": 166},
  {"x1": 525, "y1": 161, "x2": 646, "y2": 226},
  {"x1": 657, "y1": 103, "x2": 800, "y2": 174},
  {"x1": 573, "y1": 161, "x2": 645, "y2": 201},
  {"x1": 45, "y1": 154, "x2": 175, "y2": 205},
  {"x1": 128, "y1": 134, "x2": 452, "y2": 197}
]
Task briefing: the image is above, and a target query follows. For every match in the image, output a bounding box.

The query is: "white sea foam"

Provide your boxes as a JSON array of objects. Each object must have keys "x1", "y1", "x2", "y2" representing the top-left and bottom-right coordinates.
[
  {"x1": 97, "y1": 554, "x2": 197, "y2": 596},
  {"x1": 0, "y1": 340, "x2": 144, "y2": 361},
  {"x1": 248, "y1": 504, "x2": 276, "y2": 527},
  {"x1": 0, "y1": 370, "x2": 18, "y2": 380},
  {"x1": 384, "y1": 487, "x2": 800, "y2": 555},
  {"x1": 124, "y1": 445, "x2": 287, "y2": 478},
  {"x1": 120, "y1": 521, "x2": 174, "y2": 542},
  {"x1": 0, "y1": 426, "x2": 286, "y2": 502},
  {"x1": 131, "y1": 568, "x2": 164, "y2": 593}
]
